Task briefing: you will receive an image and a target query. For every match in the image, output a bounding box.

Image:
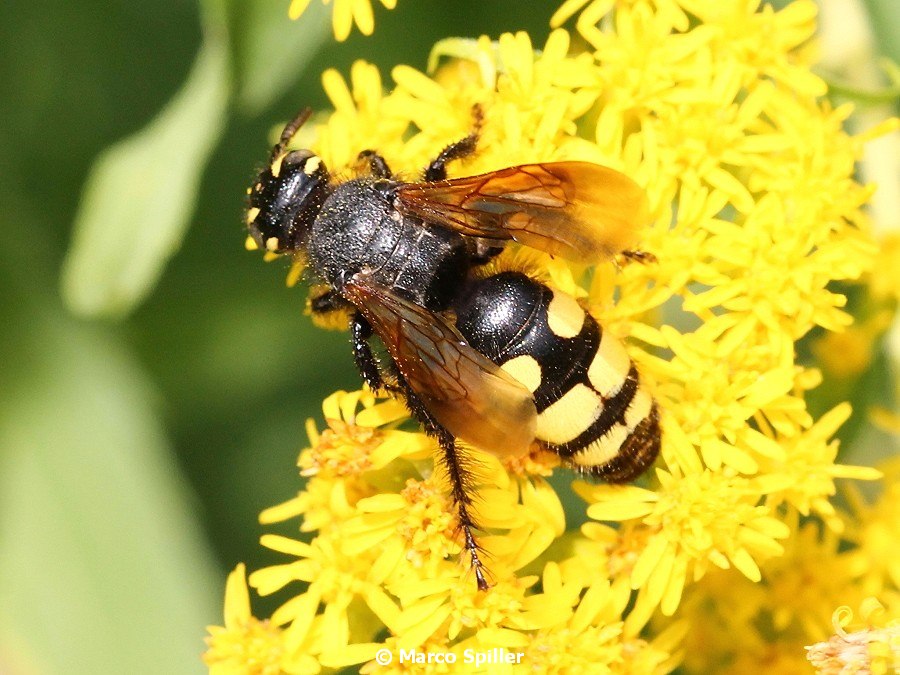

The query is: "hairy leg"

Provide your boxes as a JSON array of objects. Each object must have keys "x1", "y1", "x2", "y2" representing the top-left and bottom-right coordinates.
[
  {"x1": 357, "y1": 149, "x2": 393, "y2": 179},
  {"x1": 424, "y1": 104, "x2": 484, "y2": 182},
  {"x1": 350, "y1": 311, "x2": 384, "y2": 392},
  {"x1": 400, "y1": 379, "x2": 492, "y2": 590}
]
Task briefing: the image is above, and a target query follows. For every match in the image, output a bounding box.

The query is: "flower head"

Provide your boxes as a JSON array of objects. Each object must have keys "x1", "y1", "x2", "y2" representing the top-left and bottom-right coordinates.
[
  {"x1": 204, "y1": 565, "x2": 311, "y2": 675},
  {"x1": 289, "y1": 0, "x2": 397, "y2": 42}
]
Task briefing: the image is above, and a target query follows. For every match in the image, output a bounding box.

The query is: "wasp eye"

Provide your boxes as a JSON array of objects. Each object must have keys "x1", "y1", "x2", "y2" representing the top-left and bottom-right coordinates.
[{"x1": 246, "y1": 150, "x2": 330, "y2": 253}]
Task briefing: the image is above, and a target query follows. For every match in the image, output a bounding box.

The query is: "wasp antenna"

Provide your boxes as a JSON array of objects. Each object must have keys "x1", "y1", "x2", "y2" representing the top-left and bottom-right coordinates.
[{"x1": 272, "y1": 107, "x2": 312, "y2": 159}]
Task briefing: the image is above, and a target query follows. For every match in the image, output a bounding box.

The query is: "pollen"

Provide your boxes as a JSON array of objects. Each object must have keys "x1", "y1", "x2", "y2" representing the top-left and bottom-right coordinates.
[{"x1": 299, "y1": 419, "x2": 379, "y2": 477}]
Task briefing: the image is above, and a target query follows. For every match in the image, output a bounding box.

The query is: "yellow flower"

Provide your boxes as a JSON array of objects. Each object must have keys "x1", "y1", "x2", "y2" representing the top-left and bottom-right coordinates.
[
  {"x1": 843, "y1": 462, "x2": 900, "y2": 599},
  {"x1": 580, "y1": 463, "x2": 791, "y2": 617},
  {"x1": 208, "y1": 0, "x2": 897, "y2": 671},
  {"x1": 516, "y1": 572, "x2": 685, "y2": 674},
  {"x1": 670, "y1": 521, "x2": 857, "y2": 673},
  {"x1": 756, "y1": 404, "x2": 882, "y2": 532},
  {"x1": 258, "y1": 390, "x2": 432, "y2": 534},
  {"x1": 289, "y1": 0, "x2": 397, "y2": 42},
  {"x1": 204, "y1": 564, "x2": 317, "y2": 675},
  {"x1": 868, "y1": 233, "x2": 900, "y2": 303}
]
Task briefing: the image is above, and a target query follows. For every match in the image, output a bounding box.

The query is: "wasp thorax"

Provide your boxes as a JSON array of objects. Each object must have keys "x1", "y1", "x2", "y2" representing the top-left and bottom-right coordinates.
[{"x1": 247, "y1": 150, "x2": 330, "y2": 253}]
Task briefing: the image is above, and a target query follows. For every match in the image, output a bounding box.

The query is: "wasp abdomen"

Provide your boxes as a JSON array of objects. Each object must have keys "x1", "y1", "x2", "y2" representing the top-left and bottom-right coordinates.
[{"x1": 454, "y1": 271, "x2": 659, "y2": 482}]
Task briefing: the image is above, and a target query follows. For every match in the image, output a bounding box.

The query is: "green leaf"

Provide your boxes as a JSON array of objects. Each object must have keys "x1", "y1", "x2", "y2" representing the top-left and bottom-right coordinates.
[
  {"x1": 0, "y1": 307, "x2": 222, "y2": 674},
  {"x1": 861, "y1": 0, "x2": 900, "y2": 65},
  {"x1": 61, "y1": 28, "x2": 230, "y2": 318},
  {"x1": 233, "y1": 0, "x2": 332, "y2": 114}
]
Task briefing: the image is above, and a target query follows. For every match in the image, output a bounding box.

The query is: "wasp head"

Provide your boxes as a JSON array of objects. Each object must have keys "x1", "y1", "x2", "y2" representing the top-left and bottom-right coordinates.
[{"x1": 246, "y1": 148, "x2": 330, "y2": 254}]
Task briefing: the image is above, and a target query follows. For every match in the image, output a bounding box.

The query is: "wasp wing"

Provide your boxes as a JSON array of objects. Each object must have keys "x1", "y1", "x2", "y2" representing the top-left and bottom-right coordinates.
[
  {"x1": 395, "y1": 162, "x2": 650, "y2": 263},
  {"x1": 343, "y1": 273, "x2": 537, "y2": 457}
]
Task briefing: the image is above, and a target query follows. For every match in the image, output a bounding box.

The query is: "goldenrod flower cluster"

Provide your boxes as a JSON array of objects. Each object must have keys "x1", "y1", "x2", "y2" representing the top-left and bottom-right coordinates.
[{"x1": 205, "y1": 0, "x2": 898, "y2": 672}]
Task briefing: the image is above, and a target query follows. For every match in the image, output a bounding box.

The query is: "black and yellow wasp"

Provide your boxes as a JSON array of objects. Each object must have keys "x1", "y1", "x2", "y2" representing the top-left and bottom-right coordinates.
[{"x1": 246, "y1": 108, "x2": 660, "y2": 589}]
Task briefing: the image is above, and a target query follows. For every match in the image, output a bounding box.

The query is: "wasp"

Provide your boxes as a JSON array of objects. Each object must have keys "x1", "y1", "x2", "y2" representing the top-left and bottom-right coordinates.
[{"x1": 246, "y1": 108, "x2": 660, "y2": 589}]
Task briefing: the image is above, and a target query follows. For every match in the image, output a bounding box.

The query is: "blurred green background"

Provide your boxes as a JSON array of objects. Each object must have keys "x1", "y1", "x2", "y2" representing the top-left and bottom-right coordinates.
[{"x1": 0, "y1": 0, "x2": 896, "y2": 673}]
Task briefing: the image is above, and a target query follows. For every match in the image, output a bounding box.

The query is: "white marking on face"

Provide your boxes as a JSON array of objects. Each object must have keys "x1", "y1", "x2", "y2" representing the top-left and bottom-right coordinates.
[
  {"x1": 270, "y1": 154, "x2": 285, "y2": 178},
  {"x1": 265, "y1": 237, "x2": 280, "y2": 252},
  {"x1": 304, "y1": 155, "x2": 321, "y2": 175}
]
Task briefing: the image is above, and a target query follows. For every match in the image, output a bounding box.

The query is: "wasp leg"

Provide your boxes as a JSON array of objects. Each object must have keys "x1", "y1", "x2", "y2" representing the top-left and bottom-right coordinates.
[
  {"x1": 617, "y1": 249, "x2": 658, "y2": 266},
  {"x1": 357, "y1": 150, "x2": 393, "y2": 179},
  {"x1": 438, "y1": 428, "x2": 492, "y2": 591},
  {"x1": 350, "y1": 312, "x2": 385, "y2": 392},
  {"x1": 310, "y1": 289, "x2": 349, "y2": 313},
  {"x1": 399, "y1": 379, "x2": 492, "y2": 590},
  {"x1": 311, "y1": 296, "x2": 385, "y2": 392},
  {"x1": 470, "y1": 239, "x2": 505, "y2": 265},
  {"x1": 423, "y1": 104, "x2": 484, "y2": 182},
  {"x1": 424, "y1": 134, "x2": 479, "y2": 182}
]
